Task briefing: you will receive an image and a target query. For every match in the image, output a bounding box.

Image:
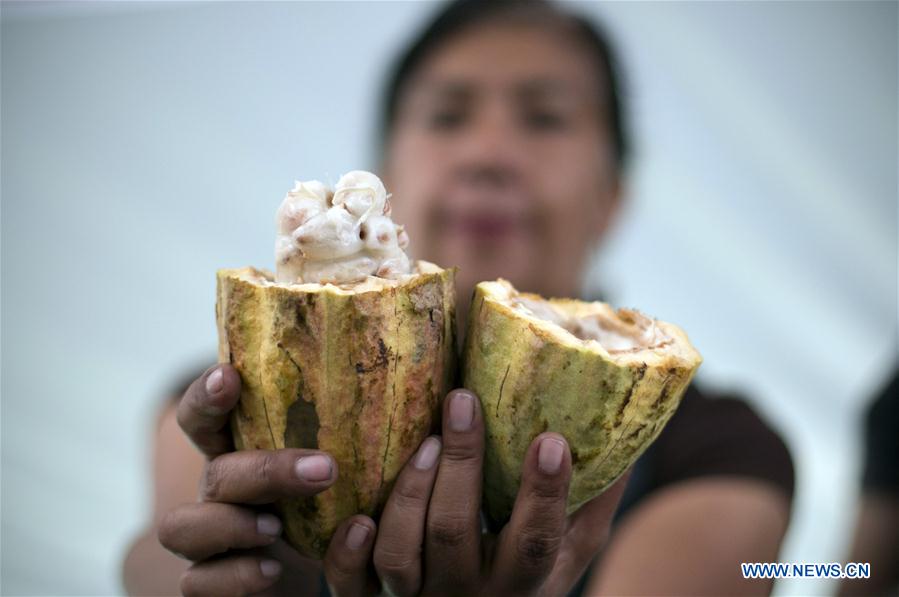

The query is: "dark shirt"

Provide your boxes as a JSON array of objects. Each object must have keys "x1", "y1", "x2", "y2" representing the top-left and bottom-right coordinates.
[
  {"x1": 565, "y1": 382, "x2": 794, "y2": 596},
  {"x1": 618, "y1": 382, "x2": 794, "y2": 518},
  {"x1": 861, "y1": 367, "x2": 899, "y2": 493}
]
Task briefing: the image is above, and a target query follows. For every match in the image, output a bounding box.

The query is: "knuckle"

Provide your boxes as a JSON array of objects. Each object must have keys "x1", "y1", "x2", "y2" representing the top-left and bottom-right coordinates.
[
  {"x1": 427, "y1": 515, "x2": 471, "y2": 548},
  {"x1": 440, "y1": 440, "x2": 481, "y2": 463},
  {"x1": 254, "y1": 451, "x2": 277, "y2": 488},
  {"x1": 515, "y1": 528, "x2": 561, "y2": 566},
  {"x1": 200, "y1": 460, "x2": 225, "y2": 502},
  {"x1": 527, "y1": 479, "x2": 568, "y2": 502},
  {"x1": 373, "y1": 545, "x2": 417, "y2": 575},
  {"x1": 324, "y1": 554, "x2": 357, "y2": 588},
  {"x1": 390, "y1": 480, "x2": 428, "y2": 512}
]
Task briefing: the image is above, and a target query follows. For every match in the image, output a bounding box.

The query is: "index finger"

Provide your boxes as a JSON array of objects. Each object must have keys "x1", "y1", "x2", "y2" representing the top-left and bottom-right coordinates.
[
  {"x1": 491, "y1": 432, "x2": 572, "y2": 594},
  {"x1": 177, "y1": 364, "x2": 241, "y2": 458},
  {"x1": 422, "y1": 389, "x2": 484, "y2": 594},
  {"x1": 539, "y1": 470, "x2": 631, "y2": 597}
]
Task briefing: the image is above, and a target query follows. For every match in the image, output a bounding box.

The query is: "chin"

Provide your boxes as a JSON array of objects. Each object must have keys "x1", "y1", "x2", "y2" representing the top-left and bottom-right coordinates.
[
  {"x1": 457, "y1": 262, "x2": 530, "y2": 294},
  {"x1": 428, "y1": 241, "x2": 539, "y2": 293}
]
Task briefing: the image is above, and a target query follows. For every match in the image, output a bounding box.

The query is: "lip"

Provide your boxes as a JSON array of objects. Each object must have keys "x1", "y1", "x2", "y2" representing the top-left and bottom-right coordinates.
[{"x1": 443, "y1": 212, "x2": 528, "y2": 240}]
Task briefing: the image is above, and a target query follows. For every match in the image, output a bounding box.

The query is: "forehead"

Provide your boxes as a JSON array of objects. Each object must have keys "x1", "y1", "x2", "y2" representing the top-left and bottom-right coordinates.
[{"x1": 407, "y1": 22, "x2": 602, "y2": 101}]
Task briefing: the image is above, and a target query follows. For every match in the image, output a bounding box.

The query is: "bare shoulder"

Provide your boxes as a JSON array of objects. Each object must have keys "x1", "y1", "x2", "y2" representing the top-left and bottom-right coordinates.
[{"x1": 589, "y1": 477, "x2": 790, "y2": 596}]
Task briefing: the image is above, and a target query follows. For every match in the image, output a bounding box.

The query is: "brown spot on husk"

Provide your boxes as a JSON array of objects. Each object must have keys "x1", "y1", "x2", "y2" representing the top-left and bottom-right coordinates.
[
  {"x1": 626, "y1": 425, "x2": 644, "y2": 441},
  {"x1": 652, "y1": 376, "x2": 675, "y2": 409},
  {"x1": 496, "y1": 364, "x2": 511, "y2": 416},
  {"x1": 284, "y1": 397, "x2": 320, "y2": 449},
  {"x1": 294, "y1": 303, "x2": 311, "y2": 332},
  {"x1": 613, "y1": 364, "x2": 648, "y2": 427},
  {"x1": 355, "y1": 338, "x2": 391, "y2": 374}
]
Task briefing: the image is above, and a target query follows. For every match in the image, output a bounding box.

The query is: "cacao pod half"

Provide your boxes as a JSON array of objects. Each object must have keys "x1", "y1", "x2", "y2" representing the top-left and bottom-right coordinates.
[
  {"x1": 463, "y1": 279, "x2": 702, "y2": 524},
  {"x1": 216, "y1": 261, "x2": 456, "y2": 558}
]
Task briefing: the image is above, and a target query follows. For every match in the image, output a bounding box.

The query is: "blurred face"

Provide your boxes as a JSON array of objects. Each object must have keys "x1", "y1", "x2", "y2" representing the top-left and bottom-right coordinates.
[{"x1": 384, "y1": 21, "x2": 621, "y2": 306}]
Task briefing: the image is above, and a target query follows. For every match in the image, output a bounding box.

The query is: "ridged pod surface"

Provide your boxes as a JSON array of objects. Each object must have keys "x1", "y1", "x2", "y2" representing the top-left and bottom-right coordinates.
[
  {"x1": 216, "y1": 261, "x2": 456, "y2": 558},
  {"x1": 463, "y1": 280, "x2": 702, "y2": 524}
]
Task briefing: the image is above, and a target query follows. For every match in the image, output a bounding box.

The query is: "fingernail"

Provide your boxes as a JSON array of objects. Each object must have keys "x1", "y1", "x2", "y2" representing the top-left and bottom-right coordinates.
[
  {"x1": 414, "y1": 437, "x2": 441, "y2": 470},
  {"x1": 295, "y1": 455, "x2": 333, "y2": 481},
  {"x1": 257, "y1": 513, "x2": 282, "y2": 537},
  {"x1": 345, "y1": 522, "x2": 370, "y2": 550},
  {"x1": 538, "y1": 437, "x2": 565, "y2": 475},
  {"x1": 205, "y1": 368, "x2": 224, "y2": 395},
  {"x1": 448, "y1": 391, "x2": 474, "y2": 431},
  {"x1": 259, "y1": 559, "x2": 282, "y2": 578}
]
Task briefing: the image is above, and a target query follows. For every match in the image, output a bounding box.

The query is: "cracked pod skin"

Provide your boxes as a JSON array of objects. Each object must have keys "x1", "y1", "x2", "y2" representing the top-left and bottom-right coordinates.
[
  {"x1": 216, "y1": 261, "x2": 456, "y2": 558},
  {"x1": 463, "y1": 280, "x2": 702, "y2": 524}
]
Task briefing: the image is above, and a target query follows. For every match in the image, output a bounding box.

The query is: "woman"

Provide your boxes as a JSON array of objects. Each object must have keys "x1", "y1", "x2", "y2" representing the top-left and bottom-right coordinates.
[{"x1": 124, "y1": 1, "x2": 794, "y2": 595}]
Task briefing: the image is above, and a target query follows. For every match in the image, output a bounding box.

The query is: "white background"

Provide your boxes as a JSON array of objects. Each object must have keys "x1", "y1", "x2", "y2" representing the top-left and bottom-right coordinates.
[{"x1": 2, "y1": 1, "x2": 896, "y2": 595}]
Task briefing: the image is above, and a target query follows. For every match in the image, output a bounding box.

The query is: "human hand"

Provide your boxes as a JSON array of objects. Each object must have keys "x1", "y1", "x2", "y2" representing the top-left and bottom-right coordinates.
[
  {"x1": 353, "y1": 388, "x2": 630, "y2": 596},
  {"x1": 157, "y1": 364, "x2": 377, "y2": 597}
]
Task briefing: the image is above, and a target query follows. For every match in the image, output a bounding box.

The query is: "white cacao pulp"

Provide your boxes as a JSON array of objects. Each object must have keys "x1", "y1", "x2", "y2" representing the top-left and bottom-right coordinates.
[{"x1": 274, "y1": 171, "x2": 411, "y2": 284}]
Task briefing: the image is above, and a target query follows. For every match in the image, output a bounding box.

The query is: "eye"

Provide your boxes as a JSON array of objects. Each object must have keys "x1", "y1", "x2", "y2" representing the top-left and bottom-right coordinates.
[
  {"x1": 524, "y1": 110, "x2": 568, "y2": 131},
  {"x1": 427, "y1": 109, "x2": 467, "y2": 130}
]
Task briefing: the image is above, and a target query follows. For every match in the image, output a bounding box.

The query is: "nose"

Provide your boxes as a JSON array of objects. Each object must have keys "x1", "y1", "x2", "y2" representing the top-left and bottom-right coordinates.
[{"x1": 454, "y1": 98, "x2": 527, "y2": 186}]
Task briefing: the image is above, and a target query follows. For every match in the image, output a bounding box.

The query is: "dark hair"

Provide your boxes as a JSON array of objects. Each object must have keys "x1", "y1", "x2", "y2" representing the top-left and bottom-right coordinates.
[{"x1": 378, "y1": 0, "x2": 629, "y2": 170}]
